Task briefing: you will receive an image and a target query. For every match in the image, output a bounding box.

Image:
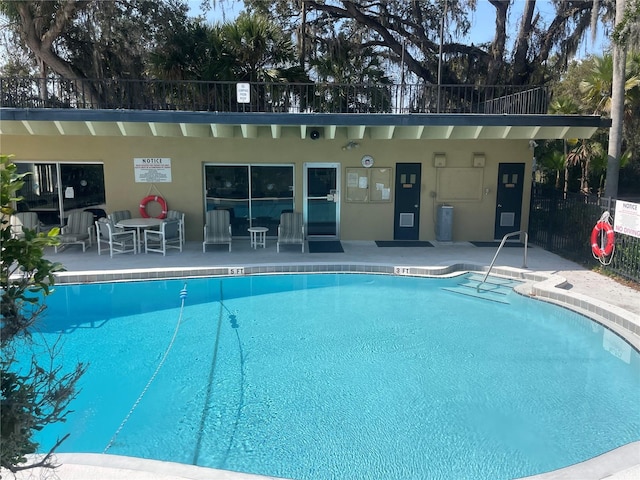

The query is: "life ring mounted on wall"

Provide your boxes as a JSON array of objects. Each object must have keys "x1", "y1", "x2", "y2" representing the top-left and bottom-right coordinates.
[
  {"x1": 590, "y1": 220, "x2": 615, "y2": 258},
  {"x1": 139, "y1": 195, "x2": 168, "y2": 219}
]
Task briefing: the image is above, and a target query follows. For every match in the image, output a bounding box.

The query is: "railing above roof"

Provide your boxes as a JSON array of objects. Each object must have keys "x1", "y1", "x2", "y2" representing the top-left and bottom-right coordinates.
[{"x1": 0, "y1": 77, "x2": 550, "y2": 115}]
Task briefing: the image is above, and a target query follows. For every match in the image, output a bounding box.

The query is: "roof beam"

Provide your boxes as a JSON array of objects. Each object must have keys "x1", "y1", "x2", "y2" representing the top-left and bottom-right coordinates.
[
  {"x1": 271, "y1": 125, "x2": 281, "y2": 138},
  {"x1": 241, "y1": 124, "x2": 257, "y2": 138},
  {"x1": 347, "y1": 125, "x2": 366, "y2": 139},
  {"x1": 210, "y1": 123, "x2": 233, "y2": 138},
  {"x1": 21, "y1": 120, "x2": 35, "y2": 135},
  {"x1": 53, "y1": 121, "x2": 65, "y2": 135},
  {"x1": 371, "y1": 125, "x2": 395, "y2": 140},
  {"x1": 324, "y1": 125, "x2": 337, "y2": 140},
  {"x1": 85, "y1": 121, "x2": 97, "y2": 136},
  {"x1": 116, "y1": 121, "x2": 127, "y2": 136}
]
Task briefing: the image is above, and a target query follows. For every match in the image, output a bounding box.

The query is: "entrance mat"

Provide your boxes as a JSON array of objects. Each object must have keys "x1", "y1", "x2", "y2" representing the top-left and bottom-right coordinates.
[
  {"x1": 308, "y1": 241, "x2": 344, "y2": 253},
  {"x1": 375, "y1": 241, "x2": 434, "y2": 247},
  {"x1": 470, "y1": 241, "x2": 528, "y2": 247}
]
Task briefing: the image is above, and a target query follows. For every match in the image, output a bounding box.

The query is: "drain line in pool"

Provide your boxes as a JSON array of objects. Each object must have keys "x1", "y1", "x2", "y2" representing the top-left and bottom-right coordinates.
[
  {"x1": 103, "y1": 284, "x2": 189, "y2": 453},
  {"x1": 192, "y1": 280, "x2": 246, "y2": 467}
]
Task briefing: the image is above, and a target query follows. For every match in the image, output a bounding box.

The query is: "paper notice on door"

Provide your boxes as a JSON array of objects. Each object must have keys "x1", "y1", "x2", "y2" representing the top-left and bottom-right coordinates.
[{"x1": 359, "y1": 176, "x2": 368, "y2": 188}]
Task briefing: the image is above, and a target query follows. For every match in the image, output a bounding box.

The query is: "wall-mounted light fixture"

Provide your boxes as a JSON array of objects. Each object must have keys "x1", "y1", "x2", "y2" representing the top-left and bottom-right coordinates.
[
  {"x1": 342, "y1": 141, "x2": 360, "y2": 151},
  {"x1": 529, "y1": 140, "x2": 538, "y2": 150}
]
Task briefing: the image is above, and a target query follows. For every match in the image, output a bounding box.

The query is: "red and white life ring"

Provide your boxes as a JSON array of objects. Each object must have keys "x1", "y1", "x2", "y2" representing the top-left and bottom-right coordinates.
[
  {"x1": 139, "y1": 195, "x2": 168, "y2": 219},
  {"x1": 590, "y1": 220, "x2": 615, "y2": 257}
]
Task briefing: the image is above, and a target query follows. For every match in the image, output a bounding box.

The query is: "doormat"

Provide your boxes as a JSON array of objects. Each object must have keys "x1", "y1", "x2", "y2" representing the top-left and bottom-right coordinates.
[
  {"x1": 308, "y1": 241, "x2": 344, "y2": 253},
  {"x1": 375, "y1": 241, "x2": 434, "y2": 247},
  {"x1": 470, "y1": 241, "x2": 527, "y2": 247}
]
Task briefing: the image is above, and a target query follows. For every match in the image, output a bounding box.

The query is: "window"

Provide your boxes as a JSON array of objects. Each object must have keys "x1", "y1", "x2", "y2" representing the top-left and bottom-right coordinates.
[
  {"x1": 15, "y1": 162, "x2": 106, "y2": 227},
  {"x1": 205, "y1": 164, "x2": 294, "y2": 236}
]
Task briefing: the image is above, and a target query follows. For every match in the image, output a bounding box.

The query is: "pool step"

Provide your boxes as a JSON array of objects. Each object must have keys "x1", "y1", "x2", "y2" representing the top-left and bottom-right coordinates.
[{"x1": 442, "y1": 274, "x2": 522, "y2": 304}]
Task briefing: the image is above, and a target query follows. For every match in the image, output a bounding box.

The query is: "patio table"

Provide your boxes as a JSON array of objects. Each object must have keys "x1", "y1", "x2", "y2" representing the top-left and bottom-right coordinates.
[
  {"x1": 116, "y1": 218, "x2": 163, "y2": 253},
  {"x1": 248, "y1": 226, "x2": 268, "y2": 249}
]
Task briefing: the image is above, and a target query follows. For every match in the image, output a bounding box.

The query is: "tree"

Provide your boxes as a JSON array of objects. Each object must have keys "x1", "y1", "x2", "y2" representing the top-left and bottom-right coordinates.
[
  {"x1": 0, "y1": 155, "x2": 87, "y2": 474},
  {"x1": 548, "y1": 96, "x2": 582, "y2": 196},
  {"x1": 243, "y1": 0, "x2": 615, "y2": 87},
  {"x1": 0, "y1": 0, "x2": 190, "y2": 104},
  {"x1": 605, "y1": 0, "x2": 628, "y2": 198}
]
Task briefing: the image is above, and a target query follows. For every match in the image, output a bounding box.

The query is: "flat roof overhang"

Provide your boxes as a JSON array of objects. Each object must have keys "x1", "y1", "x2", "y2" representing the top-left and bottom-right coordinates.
[{"x1": 0, "y1": 108, "x2": 611, "y2": 141}]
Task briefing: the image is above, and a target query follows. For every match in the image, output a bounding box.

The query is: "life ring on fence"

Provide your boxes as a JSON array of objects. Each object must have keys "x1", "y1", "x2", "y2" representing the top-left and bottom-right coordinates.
[
  {"x1": 590, "y1": 220, "x2": 615, "y2": 257},
  {"x1": 139, "y1": 195, "x2": 168, "y2": 219}
]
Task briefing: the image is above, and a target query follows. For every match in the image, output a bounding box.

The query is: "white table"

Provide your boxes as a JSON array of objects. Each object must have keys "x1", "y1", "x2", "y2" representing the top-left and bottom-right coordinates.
[
  {"x1": 117, "y1": 218, "x2": 163, "y2": 253},
  {"x1": 248, "y1": 226, "x2": 268, "y2": 249}
]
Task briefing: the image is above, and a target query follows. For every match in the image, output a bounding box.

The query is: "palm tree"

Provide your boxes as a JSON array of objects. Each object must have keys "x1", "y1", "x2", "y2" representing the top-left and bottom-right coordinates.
[
  {"x1": 548, "y1": 97, "x2": 582, "y2": 197},
  {"x1": 540, "y1": 150, "x2": 567, "y2": 189},
  {"x1": 580, "y1": 50, "x2": 640, "y2": 197}
]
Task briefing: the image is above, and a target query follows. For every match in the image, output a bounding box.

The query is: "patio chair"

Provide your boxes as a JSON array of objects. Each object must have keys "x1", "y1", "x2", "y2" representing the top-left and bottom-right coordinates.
[
  {"x1": 277, "y1": 212, "x2": 304, "y2": 253},
  {"x1": 203, "y1": 209, "x2": 232, "y2": 252},
  {"x1": 144, "y1": 219, "x2": 182, "y2": 255},
  {"x1": 166, "y1": 209, "x2": 185, "y2": 245},
  {"x1": 10, "y1": 212, "x2": 40, "y2": 238},
  {"x1": 95, "y1": 218, "x2": 137, "y2": 258},
  {"x1": 108, "y1": 209, "x2": 132, "y2": 224},
  {"x1": 55, "y1": 211, "x2": 94, "y2": 252}
]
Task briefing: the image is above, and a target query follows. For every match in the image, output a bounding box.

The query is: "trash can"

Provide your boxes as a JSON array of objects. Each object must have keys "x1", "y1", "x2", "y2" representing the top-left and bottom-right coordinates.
[{"x1": 436, "y1": 204, "x2": 453, "y2": 242}]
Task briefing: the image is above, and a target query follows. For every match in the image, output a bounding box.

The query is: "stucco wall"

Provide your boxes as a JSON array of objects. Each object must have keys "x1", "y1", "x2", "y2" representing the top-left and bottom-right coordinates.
[{"x1": 1, "y1": 134, "x2": 532, "y2": 242}]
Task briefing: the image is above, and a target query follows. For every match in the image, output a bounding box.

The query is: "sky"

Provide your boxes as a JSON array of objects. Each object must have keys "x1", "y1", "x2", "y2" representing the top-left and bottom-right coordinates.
[{"x1": 187, "y1": 0, "x2": 608, "y2": 58}]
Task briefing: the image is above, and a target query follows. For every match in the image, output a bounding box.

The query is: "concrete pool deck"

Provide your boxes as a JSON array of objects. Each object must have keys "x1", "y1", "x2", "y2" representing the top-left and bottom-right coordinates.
[{"x1": 5, "y1": 239, "x2": 639, "y2": 480}]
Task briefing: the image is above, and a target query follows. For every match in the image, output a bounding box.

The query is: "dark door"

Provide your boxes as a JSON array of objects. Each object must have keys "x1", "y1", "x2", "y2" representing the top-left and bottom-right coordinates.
[
  {"x1": 394, "y1": 163, "x2": 421, "y2": 240},
  {"x1": 494, "y1": 163, "x2": 525, "y2": 239}
]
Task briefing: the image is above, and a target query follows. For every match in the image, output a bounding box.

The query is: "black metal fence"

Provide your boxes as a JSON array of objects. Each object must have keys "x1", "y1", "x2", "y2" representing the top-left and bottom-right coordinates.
[
  {"x1": 0, "y1": 77, "x2": 550, "y2": 115},
  {"x1": 529, "y1": 187, "x2": 640, "y2": 283}
]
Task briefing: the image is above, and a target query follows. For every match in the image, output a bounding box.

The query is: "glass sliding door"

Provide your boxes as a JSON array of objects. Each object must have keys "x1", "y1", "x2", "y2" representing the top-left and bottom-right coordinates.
[
  {"x1": 204, "y1": 164, "x2": 294, "y2": 236},
  {"x1": 15, "y1": 162, "x2": 106, "y2": 228},
  {"x1": 304, "y1": 163, "x2": 340, "y2": 238},
  {"x1": 250, "y1": 165, "x2": 294, "y2": 235}
]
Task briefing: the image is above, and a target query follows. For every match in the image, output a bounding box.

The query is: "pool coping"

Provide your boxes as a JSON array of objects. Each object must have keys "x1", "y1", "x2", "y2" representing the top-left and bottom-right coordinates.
[{"x1": 22, "y1": 262, "x2": 640, "y2": 480}]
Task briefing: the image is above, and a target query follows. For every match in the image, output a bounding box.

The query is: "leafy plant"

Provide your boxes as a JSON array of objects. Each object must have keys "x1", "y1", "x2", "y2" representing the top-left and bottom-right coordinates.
[{"x1": 1, "y1": 154, "x2": 87, "y2": 474}]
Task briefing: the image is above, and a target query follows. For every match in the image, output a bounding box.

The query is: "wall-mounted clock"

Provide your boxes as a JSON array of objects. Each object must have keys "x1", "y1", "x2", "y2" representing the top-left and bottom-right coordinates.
[{"x1": 361, "y1": 155, "x2": 374, "y2": 168}]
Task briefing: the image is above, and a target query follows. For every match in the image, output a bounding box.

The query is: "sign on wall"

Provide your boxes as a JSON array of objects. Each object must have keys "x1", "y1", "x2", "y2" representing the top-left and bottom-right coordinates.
[
  {"x1": 614, "y1": 200, "x2": 640, "y2": 239},
  {"x1": 134, "y1": 158, "x2": 172, "y2": 183}
]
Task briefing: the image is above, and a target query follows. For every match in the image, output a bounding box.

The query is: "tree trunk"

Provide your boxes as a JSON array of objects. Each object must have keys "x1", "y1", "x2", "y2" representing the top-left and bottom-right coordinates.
[
  {"x1": 512, "y1": 0, "x2": 537, "y2": 85},
  {"x1": 486, "y1": 0, "x2": 509, "y2": 86},
  {"x1": 16, "y1": 1, "x2": 101, "y2": 106},
  {"x1": 605, "y1": 0, "x2": 627, "y2": 199}
]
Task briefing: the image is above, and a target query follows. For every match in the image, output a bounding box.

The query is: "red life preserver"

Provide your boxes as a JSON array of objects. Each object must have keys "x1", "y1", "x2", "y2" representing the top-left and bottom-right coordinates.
[
  {"x1": 139, "y1": 195, "x2": 168, "y2": 219},
  {"x1": 590, "y1": 220, "x2": 615, "y2": 257}
]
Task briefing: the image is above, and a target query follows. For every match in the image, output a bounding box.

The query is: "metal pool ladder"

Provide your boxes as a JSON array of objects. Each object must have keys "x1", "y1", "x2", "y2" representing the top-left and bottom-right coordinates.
[{"x1": 477, "y1": 231, "x2": 528, "y2": 292}]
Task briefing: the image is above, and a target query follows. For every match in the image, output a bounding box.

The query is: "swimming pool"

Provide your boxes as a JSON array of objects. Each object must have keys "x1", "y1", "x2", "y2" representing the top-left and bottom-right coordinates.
[{"x1": 24, "y1": 273, "x2": 640, "y2": 480}]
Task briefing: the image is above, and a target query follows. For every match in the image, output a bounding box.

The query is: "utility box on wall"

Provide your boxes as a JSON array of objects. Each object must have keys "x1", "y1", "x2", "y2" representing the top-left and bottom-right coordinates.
[{"x1": 436, "y1": 204, "x2": 453, "y2": 242}]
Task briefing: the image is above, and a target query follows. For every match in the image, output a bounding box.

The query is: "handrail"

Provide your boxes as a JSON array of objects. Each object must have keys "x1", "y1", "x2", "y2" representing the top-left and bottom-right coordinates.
[{"x1": 477, "y1": 230, "x2": 528, "y2": 292}]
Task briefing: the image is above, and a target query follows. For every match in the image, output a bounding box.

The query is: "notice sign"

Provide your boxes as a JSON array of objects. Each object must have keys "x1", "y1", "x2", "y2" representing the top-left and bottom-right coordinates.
[
  {"x1": 134, "y1": 157, "x2": 172, "y2": 183},
  {"x1": 614, "y1": 200, "x2": 640, "y2": 239},
  {"x1": 237, "y1": 83, "x2": 250, "y2": 103}
]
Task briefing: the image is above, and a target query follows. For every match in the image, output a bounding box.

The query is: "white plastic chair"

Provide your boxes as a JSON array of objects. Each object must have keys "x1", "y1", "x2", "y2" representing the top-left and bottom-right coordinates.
[
  {"x1": 203, "y1": 210, "x2": 232, "y2": 252},
  {"x1": 55, "y1": 211, "x2": 94, "y2": 252},
  {"x1": 166, "y1": 210, "x2": 185, "y2": 245},
  {"x1": 10, "y1": 212, "x2": 40, "y2": 238},
  {"x1": 144, "y1": 219, "x2": 182, "y2": 255},
  {"x1": 277, "y1": 212, "x2": 304, "y2": 253},
  {"x1": 95, "y1": 218, "x2": 137, "y2": 258}
]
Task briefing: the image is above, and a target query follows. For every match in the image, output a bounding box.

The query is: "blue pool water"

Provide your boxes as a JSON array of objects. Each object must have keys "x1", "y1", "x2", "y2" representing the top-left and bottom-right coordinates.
[{"x1": 22, "y1": 273, "x2": 640, "y2": 480}]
